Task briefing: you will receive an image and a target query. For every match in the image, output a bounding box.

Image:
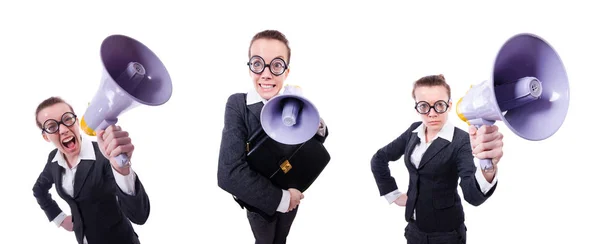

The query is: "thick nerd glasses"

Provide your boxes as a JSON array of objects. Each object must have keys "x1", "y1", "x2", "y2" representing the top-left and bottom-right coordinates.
[{"x1": 247, "y1": 55, "x2": 288, "y2": 76}]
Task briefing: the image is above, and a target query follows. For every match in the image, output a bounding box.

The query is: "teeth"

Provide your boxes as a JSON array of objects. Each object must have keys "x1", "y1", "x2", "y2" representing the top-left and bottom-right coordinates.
[
  {"x1": 260, "y1": 84, "x2": 274, "y2": 88},
  {"x1": 62, "y1": 137, "x2": 74, "y2": 143}
]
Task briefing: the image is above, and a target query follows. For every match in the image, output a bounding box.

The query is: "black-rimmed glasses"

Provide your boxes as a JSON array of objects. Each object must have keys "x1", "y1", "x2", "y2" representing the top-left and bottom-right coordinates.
[
  {"x1": 414, "y1": 100, "x2": 450, "y2": 114},
  {"x1": 42, "y1": 112, "x2": 77, "y2": 134},
  {"x1": 247, "y1": 55, "x2": 288, "y2": 76}
]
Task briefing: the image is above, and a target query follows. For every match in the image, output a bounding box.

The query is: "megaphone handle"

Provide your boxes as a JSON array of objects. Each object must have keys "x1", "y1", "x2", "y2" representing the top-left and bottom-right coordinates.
[
  {"x1": 97, "y1": 119, "x2": 131, "y2": 168},
  {"x1": 472, "y1": 120, "x2": 495, "y2": 173},
  {"x1": 114, "y1": 154, "x2": 130, "y2": 168},
  {"x1": 476, "y1": 158, "x2": 494, "y2": 173}
]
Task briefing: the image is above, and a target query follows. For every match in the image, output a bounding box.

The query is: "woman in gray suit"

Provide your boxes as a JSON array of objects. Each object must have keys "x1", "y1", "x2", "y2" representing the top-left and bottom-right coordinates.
[
  {"x1": 371, "y1": 74, "x2": 504, "y2": 244},
  {"x1": 32, "y1": 96, "x2": 150, "y2": 244},
  {"x1": 217, "y1": 30, "x2": 328, "y2": 244}
]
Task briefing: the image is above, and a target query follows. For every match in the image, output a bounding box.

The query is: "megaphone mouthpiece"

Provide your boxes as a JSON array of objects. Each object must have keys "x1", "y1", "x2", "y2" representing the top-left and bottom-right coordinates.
[
  {"x1": 281, "y1": 98, "x2": 302, "y2": 126},
  {"x1": 494, "y1": 76, "x2": 543, "y2": 112},
  {"x1": 115, "y1": 62, "x2": 147, "y2": 94}
]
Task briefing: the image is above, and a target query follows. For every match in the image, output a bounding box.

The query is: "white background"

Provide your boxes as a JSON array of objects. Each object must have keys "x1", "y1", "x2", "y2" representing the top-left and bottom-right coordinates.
[{"x1": 1, "y1": 0, "x2": 598, "y2": 243}]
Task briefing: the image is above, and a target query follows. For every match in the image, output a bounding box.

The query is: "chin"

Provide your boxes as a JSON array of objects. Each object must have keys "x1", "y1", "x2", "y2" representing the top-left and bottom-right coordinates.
[{"x1": 258, "y1": 91, "x2": 276, "y2": 100}]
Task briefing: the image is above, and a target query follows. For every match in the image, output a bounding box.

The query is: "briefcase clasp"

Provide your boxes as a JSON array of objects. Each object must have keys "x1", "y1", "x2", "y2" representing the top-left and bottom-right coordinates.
[{"x1": 280, "y1": 160, "x2": 292, "y2": 174}]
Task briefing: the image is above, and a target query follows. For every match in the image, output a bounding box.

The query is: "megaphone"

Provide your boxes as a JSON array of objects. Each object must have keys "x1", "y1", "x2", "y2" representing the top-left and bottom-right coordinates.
[
  {"x1": 260, "y1": 85, "x2": 321, "y2": 145},
  {"x1": 456, "y1": 33, "x2": 570, "y2": 171},
  {"x1": 80, "y1": 34, "x2": 173, "y2": 167}
]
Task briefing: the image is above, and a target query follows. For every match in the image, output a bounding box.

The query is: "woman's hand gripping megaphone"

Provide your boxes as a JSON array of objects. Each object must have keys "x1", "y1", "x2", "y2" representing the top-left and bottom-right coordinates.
[{"x1": 80, "y1": 102, "x2": 133, "y2": 169}]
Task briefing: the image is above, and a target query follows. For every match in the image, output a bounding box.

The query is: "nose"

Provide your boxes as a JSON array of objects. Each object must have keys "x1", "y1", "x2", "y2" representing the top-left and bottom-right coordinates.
[
  {"x1": 260, "y1": 67, "x2": 273, "y2": 80},
  {"x1": 58, "y1": 123, "x2": 70, "y2": 135},
  {"x1": 427, "y1": 109, "x2": 439, "y2": 117}
]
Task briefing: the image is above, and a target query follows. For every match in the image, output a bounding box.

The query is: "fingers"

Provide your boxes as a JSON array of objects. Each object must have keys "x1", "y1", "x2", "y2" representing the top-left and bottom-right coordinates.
[
  {"x1": 99, "y1": 126, "x2": 134, "y2": 158},
  {"x1": 474, "y1": 147, "x2": 504, "y2": 162},
  {"x1": 472, "y1": 136, "x2": 504, "y2": 155},
  {"x1": 288, "y1": 200, "x2": 300, "y2": 212},
  {"x1": 471, "y1": 127, "x2": 503, "y2": 150},
  {"x1": 474, "y1": 127, "x2": 502, "y2": 142},
  {"x1": 469, "y1": 126, "x2": 479, "y2": 149},
  {"x1": 101, "y1": 130, "x2": 129, "y2": 145},
  {"x1": 288, "y1": 189, "x2": 304, "y2": 212},
  {"x1": 104, "y1": 136, "x2": 132, "y2": 154},
  {"x1": 109, "y1": 143, "x2": 135, "y2": 158},
  {"x1": 479, "y1": 125, "x2": 499, "y2": 134},
  {"x1": 103, "y1": 125, "x2": 121, "y2": 138},
  {"x1": 394, "y1": 197, "x2": 406, "y2": 207},
  {"x1": 470, "y1": 125, "x2": 504, "y2": 165},
  {"x1": 469, "y1": 125, "x2": 477, "y2": 136},
  {"x1": 96, "y1": 130, "x2": 105, "y2": 142}
]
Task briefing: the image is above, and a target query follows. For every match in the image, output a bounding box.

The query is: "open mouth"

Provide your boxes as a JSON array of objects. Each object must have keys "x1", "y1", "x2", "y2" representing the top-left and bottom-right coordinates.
[{"x1": 61, "y1": 136, "x2": 77, "y2": 150}]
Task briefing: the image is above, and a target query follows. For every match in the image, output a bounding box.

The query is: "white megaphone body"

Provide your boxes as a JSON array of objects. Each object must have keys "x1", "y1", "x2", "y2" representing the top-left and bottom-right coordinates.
[
  {"x1": 80, "y1": 34, "x2": 173, "y2": 167},
  {"x1": 260, "y1": 85, "x2": 321, "y2": 145},
  {"x1": 456, "y1": 33, "x2": 570, "y2": 171}
]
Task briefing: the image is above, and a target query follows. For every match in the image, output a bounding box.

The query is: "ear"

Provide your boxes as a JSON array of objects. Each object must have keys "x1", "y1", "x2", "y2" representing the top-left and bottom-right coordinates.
[
  {"x1": 279, "y1": 68, "x2": 291, "y2": 81},
  {"x1": 42, "y1": 133, "x2": 50, "y2": 142}
]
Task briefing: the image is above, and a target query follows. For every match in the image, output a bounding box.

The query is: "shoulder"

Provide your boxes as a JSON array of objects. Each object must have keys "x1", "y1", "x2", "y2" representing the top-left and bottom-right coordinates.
[
  {"x1": 408, "y1": 121, "x2": 422, "y2": 130},
  {"x1": 47, "y1": 148, "x2": 58, "y2": 160},
  {"x1": 226, "y1": 93, "x2": 247, "y2": 104},
  {"x1": 396, "y1": 121, "x2": 422, "y2": 138},
  {"x1": 45, "y1": 148, "x2": 58, "y2": 166},
  {"x1": 224, "y1": 92, "x2": 248, "y2": 113},
  {"x1": 403, "y1": 121, "x2": 422, "y2": 134},
  {"x1": 452, "y1": 126, "x2": 470, "y2": 144},
  {"x1": 90, "y1": 141, "x2": 110, "y2": 162},
  {"x1": 224, "y1": 93, "x2": 247, "y2": 110}
]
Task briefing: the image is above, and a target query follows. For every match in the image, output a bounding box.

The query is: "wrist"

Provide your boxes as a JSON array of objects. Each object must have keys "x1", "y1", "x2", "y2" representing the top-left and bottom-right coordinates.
[{"x1": 112, "y1": 163, "x2": 131, "y2": 175}]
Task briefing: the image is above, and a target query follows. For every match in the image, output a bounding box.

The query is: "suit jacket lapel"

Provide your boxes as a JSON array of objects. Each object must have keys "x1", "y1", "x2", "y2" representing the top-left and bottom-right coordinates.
[
  {"x1": 73, "y1": 160, "x2": 94, "y2": 198},
  {"x1": 405, "y1": 133, "x2": 420, "y2": 170},
  {"x1": 51, "y1": 163, "x2": 68, "y2": 198},
  {"x1": 418, "y1": 138, "x2": 450, "y2": 170}
]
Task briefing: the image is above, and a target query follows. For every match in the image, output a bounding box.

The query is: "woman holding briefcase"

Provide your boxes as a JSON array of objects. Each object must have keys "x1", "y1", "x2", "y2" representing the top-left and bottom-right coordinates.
[{"x1": 217, "y1": 29, "x2": 329, "y2": 244}]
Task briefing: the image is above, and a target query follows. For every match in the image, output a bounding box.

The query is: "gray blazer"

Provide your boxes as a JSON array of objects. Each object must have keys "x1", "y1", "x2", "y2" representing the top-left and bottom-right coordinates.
[
  {"x1": 217, "y1": 93, "x2": 329, "y2": 216},
  {"x1": 371, "y1": 121, "x2": 497, "y2": 232},
  {"x1": 33, "y1": 141, "x2": 150, "y2": 244}
]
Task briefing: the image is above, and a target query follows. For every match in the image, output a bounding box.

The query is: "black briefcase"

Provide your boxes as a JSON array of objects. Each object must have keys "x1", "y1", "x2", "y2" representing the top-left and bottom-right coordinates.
[{"x1": 245, "y1": 127, "x2": 330, "y2": 193}]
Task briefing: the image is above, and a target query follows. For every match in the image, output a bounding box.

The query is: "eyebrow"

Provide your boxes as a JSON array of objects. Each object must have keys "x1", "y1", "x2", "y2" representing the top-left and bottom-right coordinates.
[
  {"x1": 251, "y1": 55, "x2": 286, "y2": 61},
  {"x1": 416, "y1": 100, "x2": 449, "y2": 104},
  {"x1": 271, "y1": 56, "x2": 287, "y2": 63}
]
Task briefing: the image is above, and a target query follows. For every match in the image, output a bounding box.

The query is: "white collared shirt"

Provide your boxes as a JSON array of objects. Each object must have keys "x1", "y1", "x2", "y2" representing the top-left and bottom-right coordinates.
[
  {"x1": 383, "y1": 121, "x2": 499, "y2": 219},
  {"x1": 50, "y1": 136, "x2": 137, "y2": 244},
  {"x1": 245, "y1": 85, "x2": 276, "y2": 105},
  {"x1": 246, "y1": 86, "x2": 327, "y2": 213}
]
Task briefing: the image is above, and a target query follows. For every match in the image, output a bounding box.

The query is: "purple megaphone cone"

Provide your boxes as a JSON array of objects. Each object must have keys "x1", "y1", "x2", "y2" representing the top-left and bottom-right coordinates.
[
  {"x1": 456, "y1": 33, "x2": 570, "y2": 171},
  {"x1": 260, "y1": 85, "x2": 321, "y2": 145},
  {"x1": 80, "y1": 34, "x2": 173, "y2": 167}
]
